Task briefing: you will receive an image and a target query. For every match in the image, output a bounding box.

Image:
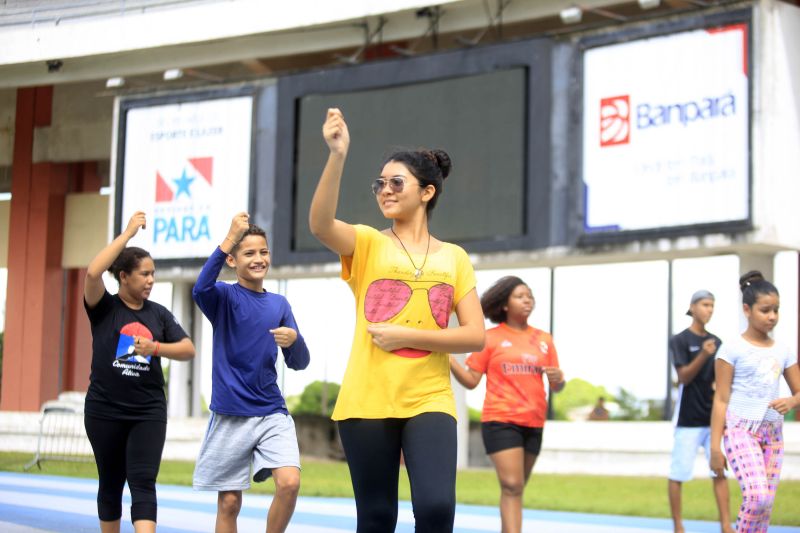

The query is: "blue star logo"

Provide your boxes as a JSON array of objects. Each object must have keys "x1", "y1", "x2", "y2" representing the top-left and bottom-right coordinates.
[{"x1": 173, "y1": 169, "x2": 195, "y2": 199}]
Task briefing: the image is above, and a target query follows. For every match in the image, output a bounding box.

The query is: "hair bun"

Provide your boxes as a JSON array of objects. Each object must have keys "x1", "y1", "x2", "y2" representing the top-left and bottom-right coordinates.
[
  {"x1": 739, "y1": 270, "x2": 764, "y2": 292},
  {"x1": 430, "y1": 149, "x2": 452, "y2": 179}
]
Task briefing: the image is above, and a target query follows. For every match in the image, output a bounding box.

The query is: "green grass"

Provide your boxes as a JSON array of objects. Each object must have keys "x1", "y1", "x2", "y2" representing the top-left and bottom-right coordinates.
[{"x1": 2, "y1": 452, "x2": 799, "y2": 526}]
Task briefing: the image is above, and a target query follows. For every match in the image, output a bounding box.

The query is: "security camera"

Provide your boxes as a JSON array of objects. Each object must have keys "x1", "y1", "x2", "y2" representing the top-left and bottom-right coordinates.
[{"x1": 46, "y1": 60, "x2": 63, "y2": 73}]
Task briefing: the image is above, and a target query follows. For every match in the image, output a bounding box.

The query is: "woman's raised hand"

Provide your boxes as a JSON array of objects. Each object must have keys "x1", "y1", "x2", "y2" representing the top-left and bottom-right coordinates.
[
  {"x1": 124, "y1": 211, "x2": 147, "y2": 238},
  {"x1": 323, "y1": 108, "x2": 350, "y2": 156}
]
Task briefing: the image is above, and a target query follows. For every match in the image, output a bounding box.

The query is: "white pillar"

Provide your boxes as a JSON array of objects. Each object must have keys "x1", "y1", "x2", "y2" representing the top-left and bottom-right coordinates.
[
  {"x1": 167, "y1": 281, "x2": 195, "y2": 417},
  {"x1": 451, "y1": 355, "x2": 470, "y2": 469},
  {"x1": 276, "y1": 279, "x2": 289, "y2": 393},
  {"x1": 190, "y1": 300, "x2": 204, "y2": 417},
  {"x1": 449, "y1": 314, "x2": 470, "y2": 469}
]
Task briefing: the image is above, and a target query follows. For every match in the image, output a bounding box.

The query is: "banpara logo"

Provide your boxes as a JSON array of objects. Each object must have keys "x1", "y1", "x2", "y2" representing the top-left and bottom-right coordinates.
[
  {"x1": 599, "y1": 95, "x2": 630, "y2": 147},
  {"x1": 599, "y1": 92, "x2": 737, "y2": 148},
  {"x1": 636, "y1": 93, "x2": 736, "y2": 129}
]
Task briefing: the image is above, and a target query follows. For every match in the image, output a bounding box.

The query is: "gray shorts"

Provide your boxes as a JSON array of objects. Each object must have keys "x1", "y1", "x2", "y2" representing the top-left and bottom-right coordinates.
[{"x1": 193, "y1": 411, "x2": 301, "y2": 491}]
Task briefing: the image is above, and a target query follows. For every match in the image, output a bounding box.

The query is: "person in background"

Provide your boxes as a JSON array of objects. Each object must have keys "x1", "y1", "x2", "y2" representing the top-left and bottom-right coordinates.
[
  {"x1": 450, "y1": 276, "x2": 563, "y2": 533},
  {"x1": 668, "y1": 289, "x2": 733, "y2": 533},
  {"x1": 711, "y1": 271, "x2": 800, "y2": 533},
  {"x1": 588, "y1": 396, "x2": 610, "y2": 421}
]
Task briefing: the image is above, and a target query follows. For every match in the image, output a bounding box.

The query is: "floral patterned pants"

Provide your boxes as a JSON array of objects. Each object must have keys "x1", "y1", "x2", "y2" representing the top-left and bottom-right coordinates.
[{"x1": 724, "y1": 413, "x2": 783, "y2": 533}]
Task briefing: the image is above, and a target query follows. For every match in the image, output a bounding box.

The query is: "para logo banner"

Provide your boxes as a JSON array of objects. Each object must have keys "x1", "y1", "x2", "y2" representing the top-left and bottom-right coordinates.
[
  {"x1": 153, "y1": 157, "x2": 213, "y2": 245},
  {"x1": 582, "y1": 24, "x2": 748, "y2": 233},
  {"x1": 120, "y1": 96, "x2": 252, "y2": 260}
]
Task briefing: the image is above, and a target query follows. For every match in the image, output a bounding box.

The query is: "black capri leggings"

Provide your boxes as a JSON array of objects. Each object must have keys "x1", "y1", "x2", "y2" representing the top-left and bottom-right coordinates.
[
  {"x1": 84, "y1": 415, "x2": 166, "y2": 523},
  {"x1": 338, "y1": 412, "x2": 457, "y2": 533}
]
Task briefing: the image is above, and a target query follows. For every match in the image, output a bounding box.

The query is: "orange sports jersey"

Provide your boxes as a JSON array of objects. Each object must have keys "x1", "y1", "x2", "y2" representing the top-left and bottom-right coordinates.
[{"x1": 466, "y1": 323, "x2": 559, "y2": 428}]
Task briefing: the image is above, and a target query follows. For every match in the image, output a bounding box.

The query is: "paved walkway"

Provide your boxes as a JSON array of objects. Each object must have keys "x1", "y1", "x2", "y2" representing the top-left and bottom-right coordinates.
[{"x1": 1, "y1": 472, "x2": 798, "y2": 532}]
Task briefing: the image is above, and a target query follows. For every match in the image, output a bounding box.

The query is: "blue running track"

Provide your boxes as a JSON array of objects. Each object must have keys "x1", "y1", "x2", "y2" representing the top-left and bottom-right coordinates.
[{"x1": 1, "y1": 472, "x2": 798, "y2": 532}]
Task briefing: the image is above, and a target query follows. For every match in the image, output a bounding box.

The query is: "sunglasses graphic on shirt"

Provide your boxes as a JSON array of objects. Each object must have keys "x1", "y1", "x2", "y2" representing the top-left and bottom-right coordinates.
[{"x1": 364, "y1": 279, "x2": 455, "y2": 357}]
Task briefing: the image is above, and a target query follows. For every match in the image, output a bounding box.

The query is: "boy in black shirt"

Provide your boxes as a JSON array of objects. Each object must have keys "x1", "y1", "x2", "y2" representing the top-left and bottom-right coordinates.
[{"x1": 668, "y1": 290, "x2": 732, "y2": 533}]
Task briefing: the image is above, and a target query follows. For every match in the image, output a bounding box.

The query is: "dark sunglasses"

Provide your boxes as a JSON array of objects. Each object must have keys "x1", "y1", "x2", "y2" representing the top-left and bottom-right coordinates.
[{"x1": 371, "y1": 176, "x2": 411, "y2": 195}]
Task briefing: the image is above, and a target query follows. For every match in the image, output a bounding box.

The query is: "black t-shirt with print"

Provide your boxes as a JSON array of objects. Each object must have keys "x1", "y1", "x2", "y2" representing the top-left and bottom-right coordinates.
[
  {"x1": 84, "y1": 290, "x2": 189, "y2": 422},
  {"x1": 669, "y1": 328, "x2": 721, "y2": 427}
]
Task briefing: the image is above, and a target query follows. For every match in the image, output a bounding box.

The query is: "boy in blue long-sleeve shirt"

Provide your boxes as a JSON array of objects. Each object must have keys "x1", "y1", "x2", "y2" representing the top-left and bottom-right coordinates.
[{"x1": 192, "y1": 211, "x2": 310, "y2": 533}]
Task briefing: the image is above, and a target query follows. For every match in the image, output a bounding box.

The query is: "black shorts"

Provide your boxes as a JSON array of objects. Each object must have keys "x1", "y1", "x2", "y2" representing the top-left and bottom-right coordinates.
[{"x1": 481, "y1": 422, "x2": 543, "y2": 455}]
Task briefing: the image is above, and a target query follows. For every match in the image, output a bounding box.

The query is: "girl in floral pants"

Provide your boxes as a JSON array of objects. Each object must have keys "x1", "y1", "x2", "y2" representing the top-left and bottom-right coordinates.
[{"x1": 710, "y1": 270, "x2": 800, "y2": 533}]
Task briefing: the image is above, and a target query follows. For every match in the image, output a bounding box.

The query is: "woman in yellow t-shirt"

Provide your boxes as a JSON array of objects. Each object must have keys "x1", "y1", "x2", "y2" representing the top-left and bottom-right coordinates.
[
  {"x1": 450, "y1": 276, "x2": 564, "y2": 533},
  {"x1": 309, "y1": 108, "x2": 485, "y2": 533}
]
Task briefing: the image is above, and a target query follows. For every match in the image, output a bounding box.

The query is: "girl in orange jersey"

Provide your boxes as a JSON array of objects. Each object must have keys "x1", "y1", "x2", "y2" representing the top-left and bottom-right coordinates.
[{"x1": 450, "y1": 276, "x2": 564, "y2": 533}]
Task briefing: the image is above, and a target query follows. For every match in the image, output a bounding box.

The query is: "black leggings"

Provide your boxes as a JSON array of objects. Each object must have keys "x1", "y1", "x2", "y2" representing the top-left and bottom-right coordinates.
[
  {"x1": 338, "y1": 412, "x2": 457, "y2": 533},
  {"x1": 84, "y1": 415, "x2": 166, "y2": 523}
]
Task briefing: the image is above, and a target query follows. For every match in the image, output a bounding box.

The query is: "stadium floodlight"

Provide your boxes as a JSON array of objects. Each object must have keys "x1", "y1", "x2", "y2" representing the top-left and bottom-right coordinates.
[
  {"x1": 163, "y1": 68, "x2": 184, "y2": 81},
  {"x1": 638, "y1": 0, "x2": 661, "y2": 9},
  {"x1": 559, "y1": 6, "x2": 582, "y2": 24},
  {"x1": 105, "y1": 77, "x2": 125, "y2": 88}
]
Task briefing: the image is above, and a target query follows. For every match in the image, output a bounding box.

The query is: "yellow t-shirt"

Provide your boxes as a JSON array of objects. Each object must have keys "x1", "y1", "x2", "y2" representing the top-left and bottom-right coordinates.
[{"x1": 331, "y1": 224, "x2": 477, "y2": 421}]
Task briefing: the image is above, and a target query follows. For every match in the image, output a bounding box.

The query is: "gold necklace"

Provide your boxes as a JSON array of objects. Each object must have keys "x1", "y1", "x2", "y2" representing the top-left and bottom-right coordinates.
[{"x1": 391, "y1": 228, "x2": 430, "y2": 280}]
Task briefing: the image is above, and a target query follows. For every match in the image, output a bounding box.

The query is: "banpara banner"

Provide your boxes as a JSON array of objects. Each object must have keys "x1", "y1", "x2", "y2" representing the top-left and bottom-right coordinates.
[{"x1": 582, "y1": 23, "x2": 749, "y2": 234}]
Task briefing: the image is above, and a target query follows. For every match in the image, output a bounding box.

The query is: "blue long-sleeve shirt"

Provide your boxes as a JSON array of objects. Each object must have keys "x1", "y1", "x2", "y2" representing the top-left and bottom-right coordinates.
[{"x1": 192, "y1": 247, "x2": 310, "y2": 416}]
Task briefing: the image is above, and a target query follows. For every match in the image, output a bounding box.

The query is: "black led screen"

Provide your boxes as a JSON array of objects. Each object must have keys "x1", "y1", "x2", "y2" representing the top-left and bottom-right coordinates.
[
  {"x1": 271, "y1": 38, "x2": 556, "y2": 266},
  {"x1": 292, "y1": 68, "x2": 526, "y2": 252}
]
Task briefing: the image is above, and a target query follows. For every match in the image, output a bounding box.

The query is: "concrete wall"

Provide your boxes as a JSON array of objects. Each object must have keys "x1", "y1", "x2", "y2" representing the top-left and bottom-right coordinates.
[
  {"x1": 61, "y1": 193, "x2": 109, "y2": 268},
  {"x1": 0, "y1": 0, "x2": 458, "y2": 65},
  {"x1": 0, "y1": 80, "x2": 114, "y2": 270},
  {"x1": 293, "y1": 414, "x2": 345, "y2": 461},
  {"x1": 0, "y1": 0, "x2": 622, "y2": 88},
  {"x1": 0, "y1": 193, "x2": 110, "y2": 270},
  {"x1": 534, "y1": 421, "x2": 800, "y2": 478},
  {"x1": 2, "y1": 410, "x2": 798, "y2": 479},
  {"x1": 0, "y1": 82, "x2": 114, "y2": 166},
  {"x1": 34, "y1": 81, "x2": 114, "y2": 163}
]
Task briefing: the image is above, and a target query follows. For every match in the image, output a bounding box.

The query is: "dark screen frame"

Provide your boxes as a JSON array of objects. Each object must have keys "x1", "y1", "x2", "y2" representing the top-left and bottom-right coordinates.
[{"x1": 271, "y1": 38, "x2": 554, "y2": 266}]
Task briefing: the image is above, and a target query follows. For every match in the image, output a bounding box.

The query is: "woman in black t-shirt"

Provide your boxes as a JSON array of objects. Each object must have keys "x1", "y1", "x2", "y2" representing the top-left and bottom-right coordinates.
[{"x1": 84, "y1": 211, "x2": 195, "y2": 533}]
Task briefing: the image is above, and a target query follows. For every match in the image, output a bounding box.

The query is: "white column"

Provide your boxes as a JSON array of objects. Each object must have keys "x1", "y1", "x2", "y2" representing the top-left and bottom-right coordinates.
[
  {"x1": 167, "y1": 281, "x2": 195, "y2": 417},
  {"x1": 451, "y1": 356, "x2": 470, "y2": 469},
  {"x1": 449, "y1": 314, "x2": 469, "y2": 469},
  {"x1": 276, "y1": 279, "x2": 288, "y2": 393},
  {"x1": 190, "y1": 301, "x2": 204, "y2": 417}
]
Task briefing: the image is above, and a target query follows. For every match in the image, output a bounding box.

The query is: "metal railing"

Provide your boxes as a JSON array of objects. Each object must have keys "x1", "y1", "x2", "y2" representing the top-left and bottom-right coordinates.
[{"x1": 24, "y1": 391, "x2": 93, "y2": 470}]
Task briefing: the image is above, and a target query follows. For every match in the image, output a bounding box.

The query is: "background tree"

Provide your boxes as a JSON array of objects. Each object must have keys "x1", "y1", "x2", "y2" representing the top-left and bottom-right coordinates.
[
  {"x1": 292, "y1": 380, "x2": 340, "y2": 415},
  {"x1": 551, "y1": 378, "x2": 610, "y2": 420}
]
